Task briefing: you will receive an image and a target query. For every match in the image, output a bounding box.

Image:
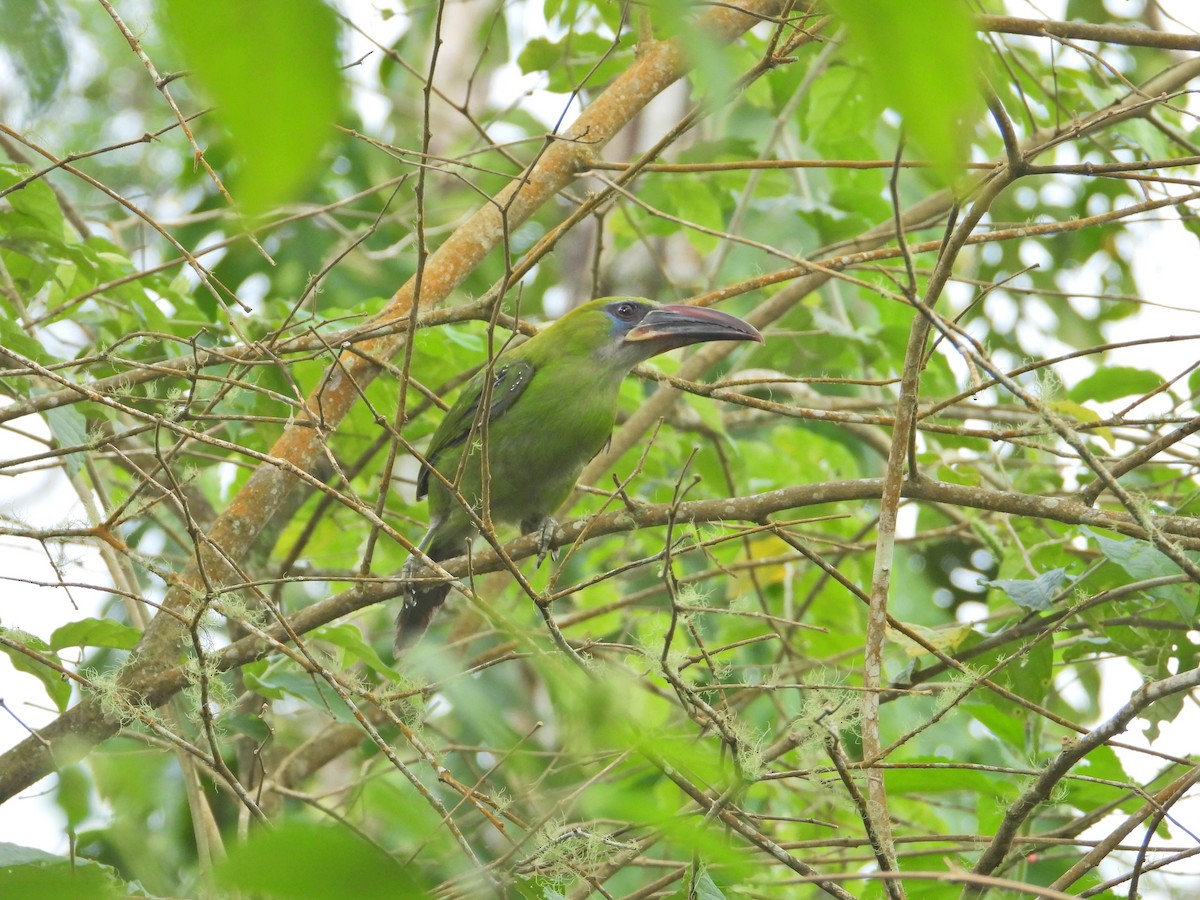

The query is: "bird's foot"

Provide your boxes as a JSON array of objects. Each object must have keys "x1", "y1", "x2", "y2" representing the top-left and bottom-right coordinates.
[
  {"x1": 400, "y1": 554, "x2": 421, "y2": 587},
  {"x1": 525, "y1": 516, "x2": 559, "y2": 568},
  {"x1": 395, "y1": 554, "x2": 444, "y2": 655}
]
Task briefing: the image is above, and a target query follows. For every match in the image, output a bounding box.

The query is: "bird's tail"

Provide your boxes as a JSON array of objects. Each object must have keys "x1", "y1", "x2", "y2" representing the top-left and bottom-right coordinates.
[{"x1": 394, "y1": 534, "x2": 461, "y2": 655}]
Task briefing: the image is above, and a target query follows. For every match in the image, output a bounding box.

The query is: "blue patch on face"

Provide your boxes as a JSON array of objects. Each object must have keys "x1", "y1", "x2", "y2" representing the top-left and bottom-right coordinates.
[{"x1": 603, "y1": 300, "x2": 650, "y2": 335}]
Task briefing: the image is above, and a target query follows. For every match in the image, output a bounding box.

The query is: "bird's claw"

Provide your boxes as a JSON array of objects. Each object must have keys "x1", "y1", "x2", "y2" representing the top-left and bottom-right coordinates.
[
  {"x1": 534, "y1": 517, "x2": 559, "y2": 568},
  {"x1": 400, "y1": 554, "x2": 420, "y2": 585},
  {"x1": 399, "y1": 555, "x2": 426, "y2": 605}
]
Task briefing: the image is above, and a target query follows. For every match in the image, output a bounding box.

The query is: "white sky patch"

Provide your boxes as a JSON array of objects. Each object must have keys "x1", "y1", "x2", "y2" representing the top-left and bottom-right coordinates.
[{"x1": 0, "y1": 414, "x2": 108, "y2": 853}]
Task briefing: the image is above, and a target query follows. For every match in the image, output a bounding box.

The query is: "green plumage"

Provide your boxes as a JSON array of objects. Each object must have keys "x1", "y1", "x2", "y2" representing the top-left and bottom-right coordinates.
[{"x1": 396, "y1": 296, "x2": 761, "y2": 652}]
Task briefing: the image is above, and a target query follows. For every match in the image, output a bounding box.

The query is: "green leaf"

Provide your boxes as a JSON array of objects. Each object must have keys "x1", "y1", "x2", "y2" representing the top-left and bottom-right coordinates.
[
  {"x1": 963, "y1": 699, "x2": 1027, "y2": 751},
  {"x1": 1082, "y1": 528, "x2": 1196, "y2": 620},
  {"x1": 49, "y1": 617, "x2": 142, "y2": 651},
  {"x1": 827, "y1": 0, "x2": 982, "y2": 182},
  {"x1": 665, "y1": 178, "x2": 724, "y2": 254},
  {"x1": 1, "y1": 165, "x2": 65, "y2": 234},
  {"x1": 690, "y1": 867, "x2": 728, "y2": 900},
  {"x1": 312, "y1": 623, "x2": 401, "y2": 681},
  {"x1": 1068, "y1": 366, "x2": 1163, "y2": 404},
  {"x1": 1177, "y1": 203, "x2": 1200, "y2": 246},
  {"x1": 680, "y1": 389, "x2": 729, "y2": 441},
  {"x1": 516, "y1": 36, "x2": 558, "y2": 73},
  {"x1": 221, "y1": 712, "x2": 272, "y2": 742},
  {"x1": 55, "y1": 764, "x2": 91, "y2": 831},
  {"x1": 0, "y1": 843, "x2": 63, "y2": 866},
  {"x1": 216, "y1": 822, "x2": 427, "y2": 899},
  {"x1": 44, "y1": 405, "x2": 88, "y2": 477},
  {"x1": 242, "y1": 667, "x2": 357, "y2": 723},
  {"x1": 0, "y1": 627, "x2": 71, "y2": 712},
  {"x1": 515, "y1": 32, "x2": 627, "y2": 94},
  {"x1": 0, "y1": 315, "x2": 49, "y2": 376},
  {"x1": 0, "y1": 838, "x2": 138, "y2": 896},
  {"x1": 987, "y1": 568, "x2": 1069, "y2": 612},
  {"x1": 937, "y1": 462, "x2": 981, "y2": 486},
  {"x1": 1084, "y1": 528, "x2": 1180, "y2": 580},
  {"x1": 0, "y1": 857, "x2": 124, "y2": 900},
  {"x1": 682, "y1": 25, "x2": 739, "y2": 111},
  {"x1": 162, "y1": 0, "x2": 343, "y2": 215},
  {"x1": 1062, "y1": 744, "x2": 1142, "y2": 817},
  {"x1": 885, "y1": 756, "x2": 1011, "y2": 796},
  {"x1": 0, "y1": 0, "x2": 68, "y2": 112},
  {"x1": 1000, "y1": 636, "x2": 1053, "y2": 705},
  {"x1": 1189, "y1": 363, "x2": 1200, "y2": 403}
]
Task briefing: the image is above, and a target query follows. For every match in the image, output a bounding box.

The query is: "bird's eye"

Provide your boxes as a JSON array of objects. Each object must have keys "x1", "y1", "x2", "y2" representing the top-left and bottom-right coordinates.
[{"x1": 615, "y1": 303, "x2": 635, "y2": 319}]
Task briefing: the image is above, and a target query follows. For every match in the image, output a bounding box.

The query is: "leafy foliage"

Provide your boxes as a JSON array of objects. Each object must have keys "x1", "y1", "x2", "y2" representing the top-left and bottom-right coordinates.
[{"x1": 1, "y1": 1, "x2": 1199, "y2": 898}]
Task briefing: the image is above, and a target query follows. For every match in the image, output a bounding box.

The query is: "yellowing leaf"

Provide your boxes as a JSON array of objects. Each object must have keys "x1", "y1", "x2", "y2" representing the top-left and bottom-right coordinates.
[
  {"x1": 886, "y1": 621, "x2": 973, "y2": 659},
  {"x1": 730, "y1": 535, "x2": 794, "y2": 594},
  {"x1": 1049, "y1": 399, "x2": 1113, "y2": 448}
]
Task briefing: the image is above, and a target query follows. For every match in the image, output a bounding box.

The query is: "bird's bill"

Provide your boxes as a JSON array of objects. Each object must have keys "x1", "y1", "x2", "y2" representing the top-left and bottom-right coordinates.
[{"x1": 623, "y1": 304, "x2": 763, "y2": 348}]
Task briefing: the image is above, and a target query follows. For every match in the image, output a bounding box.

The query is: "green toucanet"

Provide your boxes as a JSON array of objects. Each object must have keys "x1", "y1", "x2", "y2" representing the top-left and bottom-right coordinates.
[{"x1": 397, "y1": 296, "x2": 762, "y2": 651}]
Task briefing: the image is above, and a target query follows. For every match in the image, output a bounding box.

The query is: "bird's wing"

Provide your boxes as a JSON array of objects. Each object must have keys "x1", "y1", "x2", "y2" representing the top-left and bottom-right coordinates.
[{"x1": 416, "y1": 359, "x2": 535, "y2": 499}]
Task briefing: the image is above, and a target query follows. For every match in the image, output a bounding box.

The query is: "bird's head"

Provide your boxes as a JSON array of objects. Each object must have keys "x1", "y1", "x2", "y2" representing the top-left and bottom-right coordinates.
[
  {"x1": 615, "y1": 297, "x2": 761, "y2": 351},
  {"x1": 570, "y1": 297, "x2": 763, "y2": 368}
]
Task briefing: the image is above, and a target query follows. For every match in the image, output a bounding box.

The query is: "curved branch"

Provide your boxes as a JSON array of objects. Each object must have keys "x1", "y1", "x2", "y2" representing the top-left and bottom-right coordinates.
[{"x1": 979, "y1": 14, "x2": 1200, "y2": 52}]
